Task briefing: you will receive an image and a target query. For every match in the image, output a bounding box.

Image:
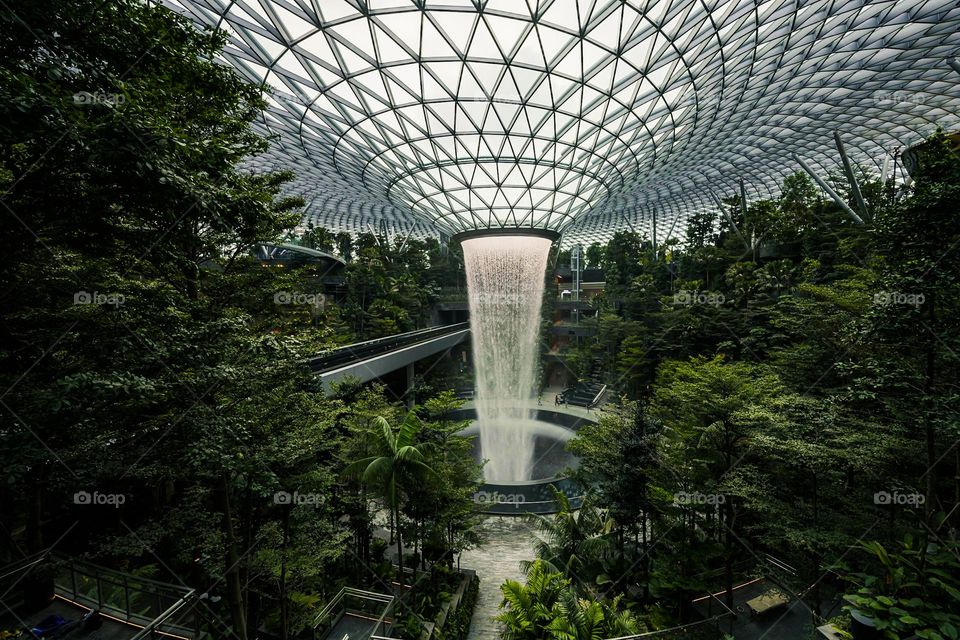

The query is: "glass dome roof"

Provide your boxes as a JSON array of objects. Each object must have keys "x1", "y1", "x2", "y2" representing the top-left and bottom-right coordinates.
[{"x1": 163, "y1": 0, "x2": 960, "y2": 244}]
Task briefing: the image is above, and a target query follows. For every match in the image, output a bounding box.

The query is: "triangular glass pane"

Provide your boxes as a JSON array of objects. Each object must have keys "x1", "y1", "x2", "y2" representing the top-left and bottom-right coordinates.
[
  {"x1": 429, "y1": 11, "x2": 476, "y2": 55},
  {"x1": 485, "y1": 14, "x2": 528, "y2": 57},
  {"x1": 373, "y1": 24, "x2": 410, "y2": 63}
]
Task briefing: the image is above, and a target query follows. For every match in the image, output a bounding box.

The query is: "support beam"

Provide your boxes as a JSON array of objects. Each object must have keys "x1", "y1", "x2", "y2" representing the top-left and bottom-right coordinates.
[
  {"x1": 395, "y1": 230, "x2": 411, "y2": 255},
  {"x1": 793, "y1": 154, "x2": 865, "y2": 224},
  {"x1": 834, "y1": 131, "x2": 869, "y2": 219},
  {"x1": 651, "y1": 206, "x2": 658, "y2": 261},
  {"x1": 664, "y1": 209, "x2": 681, "y2": 245},
  {"x1": 710, "y1": 190, "x2": 750, "y2": 251},
  {"x1": 740, "y1": 179, "x2": 757, "y2": 255},
  {"x1": 739, "y1": 179, "x2": 750, "y2": 242},
  {"x1": 405, "y1": 362, "x2": 415, "y2": 409}
]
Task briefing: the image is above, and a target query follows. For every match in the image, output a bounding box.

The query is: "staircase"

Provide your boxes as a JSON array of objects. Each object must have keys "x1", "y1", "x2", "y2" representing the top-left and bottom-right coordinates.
[{"x1": 559, "y1": 379, "x2": 606, "y2": 408}]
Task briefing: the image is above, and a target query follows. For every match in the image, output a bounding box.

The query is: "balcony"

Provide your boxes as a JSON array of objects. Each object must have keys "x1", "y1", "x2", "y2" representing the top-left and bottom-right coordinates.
[{"x1": 550, "y1": 320, "x2": 597, "y2": 337}]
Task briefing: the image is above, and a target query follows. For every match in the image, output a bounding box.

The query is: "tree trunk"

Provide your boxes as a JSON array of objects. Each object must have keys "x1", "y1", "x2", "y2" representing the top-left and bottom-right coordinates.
[
  {"x1": 280, "y1": 506, "x2": 290, "y2": 640},
  {"x1": 395, "y1": 507, "x2": 405, "y2": 588},
  {"x1": 240, "y1": 477, "x2": 253, "y2": 634},
  {"x1": 724, "y1": 498, "x2": 734, "y2": 610},
  {"x1": 812, "y1": 471, "x2": 821, "y2": 618},
  {"x1": 389, "y1": 508, "x2": 394, "y2": 544},
  {"x1": 414, "y1": 519, "x2": 420, "y2": 573},
  {"x1": 27, "y1": 476, "x2": 43, "y2": 554},
  {"x1": 217, "y1": 472, "x2": 248, "y2": 640},
  {"x1": 923, "y1": 292, "x2": 937, "y2": 516}
]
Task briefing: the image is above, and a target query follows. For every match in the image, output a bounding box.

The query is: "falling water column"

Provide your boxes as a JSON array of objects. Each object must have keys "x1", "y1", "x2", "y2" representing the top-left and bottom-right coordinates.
[{"x1": 460, "y1": 233, "x2": 554, "y2": 482}]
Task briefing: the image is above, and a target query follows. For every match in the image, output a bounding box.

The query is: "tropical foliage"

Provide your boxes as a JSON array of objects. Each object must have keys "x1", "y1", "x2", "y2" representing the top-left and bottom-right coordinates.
[{"x1": 542, "y1": 132, "x2": 960, "y2": 634}]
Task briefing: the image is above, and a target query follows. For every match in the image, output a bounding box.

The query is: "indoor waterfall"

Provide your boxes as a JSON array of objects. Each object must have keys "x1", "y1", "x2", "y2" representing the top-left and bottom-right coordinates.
[{"x1": 461, "y1": 235, "x2": 552, "y2": 482}]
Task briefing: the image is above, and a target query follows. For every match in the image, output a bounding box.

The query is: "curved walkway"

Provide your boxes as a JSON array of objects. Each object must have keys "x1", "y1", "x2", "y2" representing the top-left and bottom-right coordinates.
[
  {"x1": 458, "y1": 388, "x2": 608, "y2": 423},
  {"x1": 460, "y1": 516, "x2": 537, "y2": 640},
  {"x1": 456, "y1": 391, "x2": 604, "y2": 638}
]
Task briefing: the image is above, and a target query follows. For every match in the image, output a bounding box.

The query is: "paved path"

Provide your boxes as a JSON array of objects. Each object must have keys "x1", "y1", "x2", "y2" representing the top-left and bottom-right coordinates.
[{"x1": 460, "y1": 516, "x2": 537, "y2": 640}]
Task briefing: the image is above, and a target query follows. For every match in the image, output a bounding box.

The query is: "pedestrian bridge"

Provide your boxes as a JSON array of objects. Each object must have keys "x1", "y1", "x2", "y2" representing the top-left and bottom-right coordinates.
[{"x1": 309, "y1": 323, "x2": 470, "y2": 392}]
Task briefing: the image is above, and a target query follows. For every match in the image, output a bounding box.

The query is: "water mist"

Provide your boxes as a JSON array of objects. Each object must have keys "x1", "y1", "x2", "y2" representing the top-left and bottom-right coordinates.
[{"x1": 461, "y1": 235, "x2": 552, "y2": 482}]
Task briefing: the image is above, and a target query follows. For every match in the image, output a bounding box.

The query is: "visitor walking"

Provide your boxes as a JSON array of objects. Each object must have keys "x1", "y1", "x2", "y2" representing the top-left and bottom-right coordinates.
[{"x1": 554, "y1": 394, "x2": 560, "y2": 406}]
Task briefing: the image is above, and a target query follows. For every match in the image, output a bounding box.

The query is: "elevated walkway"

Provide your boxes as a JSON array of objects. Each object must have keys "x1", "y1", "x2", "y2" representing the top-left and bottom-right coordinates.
[
  {"x1": 310, "y1": 323, "x2": 469, "y2": 392},
  {"x1": 0, "y1": 552, "x2": 201, "y2": 639},
  {"x1": 312, "y1": 587, "x2": 394, "y2": 640}
]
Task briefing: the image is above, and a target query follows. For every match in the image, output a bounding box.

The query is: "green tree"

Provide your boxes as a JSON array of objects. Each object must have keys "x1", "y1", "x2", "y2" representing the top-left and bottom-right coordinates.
[
  {"x1": 523, "y1": 491, "x2": 615, "y2": 594},
  {"x1": 299, "y1": 223, "x2": 334, "y2": 251},
  {"x1": 334, "y1": 231, "x2": 354, "y2": 261},
  {"x1": 865, "y1": 130, "x2": 960, "y2": 518},
  {"x1": 585, "y1": 242, "x2": 605, "y2": 269},
  {"x1": 0, "y1": 2, "x2": 311, "y2": 637},
  {"x1": 567, "y1": 402, "x2": 660, "y2": 590},
  {"x1": 652, "y1": 356, "x2": 782, "y2": 608},
  {"x1": 344, "y1": 413, "x2": 437, "y2": 586}
]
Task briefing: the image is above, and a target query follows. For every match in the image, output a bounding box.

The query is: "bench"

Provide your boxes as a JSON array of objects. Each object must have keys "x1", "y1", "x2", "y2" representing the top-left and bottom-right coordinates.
[{"x1": 746, "y1": 589, "x2": 789, "y2": 617}]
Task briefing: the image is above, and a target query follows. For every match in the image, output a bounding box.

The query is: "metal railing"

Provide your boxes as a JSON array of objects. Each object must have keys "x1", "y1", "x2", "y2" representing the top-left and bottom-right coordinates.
[
  {"x1": 129, "y1": 592, "x2": 200, "y2": 640},
  {"x1": 605, "y1": 616, "x2": 733, "y2": 640},
  {"x1": 313, "y1": 587, "x2": 394, "y2": 640},
  {"x1": 308, "y1": 323, "x2": 468, "y2": 373},
  {"x1": 51, "y1": 553, "x2": 198, "y2": 637}
]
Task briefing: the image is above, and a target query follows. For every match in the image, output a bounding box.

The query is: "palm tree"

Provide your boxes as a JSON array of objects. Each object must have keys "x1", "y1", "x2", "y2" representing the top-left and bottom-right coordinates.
[
  {"x1": 498, "y1": 560, "x2": 641, "y2": 640},
  {"x1": 497, "y1": 560, "x2": 568, "y2": 639},
  {"x1": 522, "y1": 488, "x2": 616, "y2": 591},
  {"x1": 344, "y1": 412, "x2": 436, "y2": 587},
  {"x1": 546, "y1": 591, "x2": 641, "y2": 639}
]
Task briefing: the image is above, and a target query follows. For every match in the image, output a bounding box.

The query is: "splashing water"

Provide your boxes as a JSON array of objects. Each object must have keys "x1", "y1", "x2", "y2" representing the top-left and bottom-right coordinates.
[{"x1": 461, "y1": 235, "x2": 552, "y2": 482}]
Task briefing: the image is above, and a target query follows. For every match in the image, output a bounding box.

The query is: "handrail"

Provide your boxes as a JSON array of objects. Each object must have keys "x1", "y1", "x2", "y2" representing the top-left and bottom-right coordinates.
[
  {"x1": 589, "y1": 384, "x2": 607, "y2": 408},
  {"x1": 308, "y1": 323, "x2": 469, "y2": 373},
  {"x1": 315, "y1": 323, "x2": 467, "y2": 355},
  {"x1": 50, "y1": 552, "x2": 196, "y2": 636},
  {"x1": 313, "y1": 586, "x2": 394, "y2": 633},
  {"x1": 0, "y1": 551, "x2": 50, "y2": 583},
  {"x1": 604, "y1": 612, "x2": 736, "y2": 639},
  {"x1": 52, "y1": 552, "x2": 194, "y2": 592},
  {"x1": 128, "y1": 590, "x2": 197, "y2": 640}
]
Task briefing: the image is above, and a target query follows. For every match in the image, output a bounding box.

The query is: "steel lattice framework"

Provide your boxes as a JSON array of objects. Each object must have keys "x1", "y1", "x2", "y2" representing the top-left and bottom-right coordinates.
[{"x1": 163, "y1": 0, "x2": 960, "y2": 244}]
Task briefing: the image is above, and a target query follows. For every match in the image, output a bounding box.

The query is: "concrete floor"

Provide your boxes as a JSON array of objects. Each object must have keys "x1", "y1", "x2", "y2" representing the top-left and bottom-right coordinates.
[
  {"x1": 694, "y1": 579, "x2": 838, "y2": 640},
  {"x1": 0, "y1": 597, "x2": 140, "y2": 640},
  {"x1": 324, "y1": 612, "x2": 391, "y2": 640}
]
